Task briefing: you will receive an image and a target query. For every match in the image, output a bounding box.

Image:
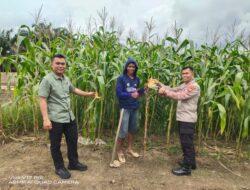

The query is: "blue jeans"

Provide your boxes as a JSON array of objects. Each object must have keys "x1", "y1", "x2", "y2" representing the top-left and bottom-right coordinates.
[{"x1": 119, "y1": 109, "x2": 138, "y2": 139}]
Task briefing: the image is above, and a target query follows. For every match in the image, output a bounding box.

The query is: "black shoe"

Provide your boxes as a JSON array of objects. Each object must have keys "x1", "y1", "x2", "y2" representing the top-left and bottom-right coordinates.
[
  {"x1": 68, "y1": 162, "x2": 88, "y2": 171},
  {"x1": 172, "y1": 166, "x2": 191, "y2": 176},
  {"x1": 55, "y1": 167, "x2": 71, "y2": 179},
  {"x1": 178, "y1": 161, "x2": 196, "y2": 170}
]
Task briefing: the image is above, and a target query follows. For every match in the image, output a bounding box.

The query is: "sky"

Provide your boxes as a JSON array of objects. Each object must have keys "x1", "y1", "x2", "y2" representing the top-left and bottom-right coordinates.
[{"x1": 1, "y1": 0, "x2": 250, "y2": 44}]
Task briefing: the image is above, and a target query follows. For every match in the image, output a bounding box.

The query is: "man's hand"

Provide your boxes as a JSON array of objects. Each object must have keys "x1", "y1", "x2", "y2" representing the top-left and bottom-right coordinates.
[
  {"x1": 43, "y1": 119, "x2": 52, "y2": 130},
  {"x1": 131, "y1": 91, "x2": 139, "y2": 99},
  {"x1": 158, "y1": 87, "x2": 166, "y2": 95},
  {"x1": 88, "y1": 92, "x2": 96, "y2": 97}
]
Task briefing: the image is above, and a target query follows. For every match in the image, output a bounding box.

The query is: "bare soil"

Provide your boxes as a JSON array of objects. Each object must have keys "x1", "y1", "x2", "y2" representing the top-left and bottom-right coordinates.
[{"x1": 0, "y1": 134, "x2": 249, "y2": 190}]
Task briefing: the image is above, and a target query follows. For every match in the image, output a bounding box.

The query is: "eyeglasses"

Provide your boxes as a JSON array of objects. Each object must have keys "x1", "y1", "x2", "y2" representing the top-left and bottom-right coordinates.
[{"x1": 55, "y1": 62, "x2": 66, "y2": 66}]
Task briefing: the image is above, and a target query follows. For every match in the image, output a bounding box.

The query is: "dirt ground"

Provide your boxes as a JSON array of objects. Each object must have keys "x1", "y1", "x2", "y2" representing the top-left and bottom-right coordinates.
[{"x1": 0, "y1": 134, "x2": 249, "y2": 190}]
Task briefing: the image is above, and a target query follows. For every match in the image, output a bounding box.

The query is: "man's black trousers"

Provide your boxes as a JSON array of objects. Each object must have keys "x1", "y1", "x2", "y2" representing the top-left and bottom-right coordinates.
[
  {"x1": 49, "y1": 120, "x2": 78, "y2": 169},
  {"x1": 178, "y1": 121, "x2": 196, "y2": 167}
]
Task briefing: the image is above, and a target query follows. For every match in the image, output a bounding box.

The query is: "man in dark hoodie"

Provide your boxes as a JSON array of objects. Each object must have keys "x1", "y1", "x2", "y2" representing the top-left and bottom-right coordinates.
[{"x1": 116, "y1": 57, "x2": 145, "y2": 163}]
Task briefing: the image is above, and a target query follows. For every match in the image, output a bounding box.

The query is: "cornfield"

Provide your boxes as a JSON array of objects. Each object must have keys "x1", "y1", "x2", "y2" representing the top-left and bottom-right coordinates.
[{"x1": 0, "y1": 20, "x2": 249, "y2": 154}]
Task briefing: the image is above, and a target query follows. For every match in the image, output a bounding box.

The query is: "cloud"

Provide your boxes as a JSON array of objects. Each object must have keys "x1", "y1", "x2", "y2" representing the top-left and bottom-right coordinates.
[
  {"x1": 0, "y1": 0, "x2": 249, "y2": 44},
  {"x1": 170, "y1": 0, "x2": 250, "y2": 43}
]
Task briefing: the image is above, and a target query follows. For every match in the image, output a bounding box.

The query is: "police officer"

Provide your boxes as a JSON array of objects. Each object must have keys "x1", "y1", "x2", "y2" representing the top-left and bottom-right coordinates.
[{"x1": 158, "y1": 66, "x2": 200, "y2": 176}]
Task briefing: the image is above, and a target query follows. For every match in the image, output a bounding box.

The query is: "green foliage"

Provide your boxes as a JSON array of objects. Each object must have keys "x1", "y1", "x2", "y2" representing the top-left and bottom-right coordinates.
[{"x1": 0, "y1": 23, "x2": 249, "y2": 152}]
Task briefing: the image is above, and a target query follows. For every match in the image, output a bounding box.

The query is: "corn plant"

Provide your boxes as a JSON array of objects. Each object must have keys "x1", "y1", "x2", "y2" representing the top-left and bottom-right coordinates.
[{"x1": 0, "y1": 21, "x2": 249, "y2": 155}]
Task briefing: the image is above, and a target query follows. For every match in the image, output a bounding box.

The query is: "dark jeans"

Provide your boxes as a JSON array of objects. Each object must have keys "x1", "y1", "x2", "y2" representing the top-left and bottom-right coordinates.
[
  {"x1": 178, "y1": 121, "x2": 196, "y2": 167},
  {"x1": 49, "y1": 120, "x2": 78, "y2": 170}
]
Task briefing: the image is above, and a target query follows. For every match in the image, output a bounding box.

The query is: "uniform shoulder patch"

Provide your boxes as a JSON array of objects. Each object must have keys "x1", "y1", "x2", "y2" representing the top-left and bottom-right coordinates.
[{"x1": 187, "y1": 84, "x2": 197, "y2": 92}]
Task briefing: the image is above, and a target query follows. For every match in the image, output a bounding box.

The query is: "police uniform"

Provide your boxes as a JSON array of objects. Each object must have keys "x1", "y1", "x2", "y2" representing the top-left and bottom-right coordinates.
[{"x1": 162, "y1": 80, "x2": 200, "y2": 170}]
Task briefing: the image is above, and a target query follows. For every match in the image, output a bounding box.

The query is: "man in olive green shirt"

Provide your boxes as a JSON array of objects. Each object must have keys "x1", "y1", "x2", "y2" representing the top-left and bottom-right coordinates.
[{"x1": 39, "y1": 54, "x2": 95, "y2": 179}]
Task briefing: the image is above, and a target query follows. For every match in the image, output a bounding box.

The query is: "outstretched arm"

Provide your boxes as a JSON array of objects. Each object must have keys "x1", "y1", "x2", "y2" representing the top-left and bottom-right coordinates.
[
  {"x1": 159, "y1": 84, "x2": 199, "y2": 100},
  {"x1": 158, "y1": 82, "x2": 183, "y2": 92},
  {"x1": 73, "y1": 88, "x2": 96, "y2": 97}
]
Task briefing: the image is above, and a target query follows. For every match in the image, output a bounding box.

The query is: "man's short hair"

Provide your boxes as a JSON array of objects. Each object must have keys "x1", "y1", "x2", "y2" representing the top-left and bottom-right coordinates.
[
  {"x1": 51, "y1": 54, "x2": 66, "y2": 62},
  {"x1": 182, "y1": 66, "x2": 194, "y2": 72}
]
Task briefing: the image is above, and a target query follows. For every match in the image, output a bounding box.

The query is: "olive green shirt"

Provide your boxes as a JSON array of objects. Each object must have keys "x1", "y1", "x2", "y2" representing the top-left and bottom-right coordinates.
[{"x1": 38, "y1": 72, "x2": 75, "y2": 123}]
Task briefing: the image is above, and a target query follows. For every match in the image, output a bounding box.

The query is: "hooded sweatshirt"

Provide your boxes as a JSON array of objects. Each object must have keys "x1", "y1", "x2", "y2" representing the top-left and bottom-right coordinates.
[{"x1": 116, "y1": 58, "x2": 144, "y2": 109}]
